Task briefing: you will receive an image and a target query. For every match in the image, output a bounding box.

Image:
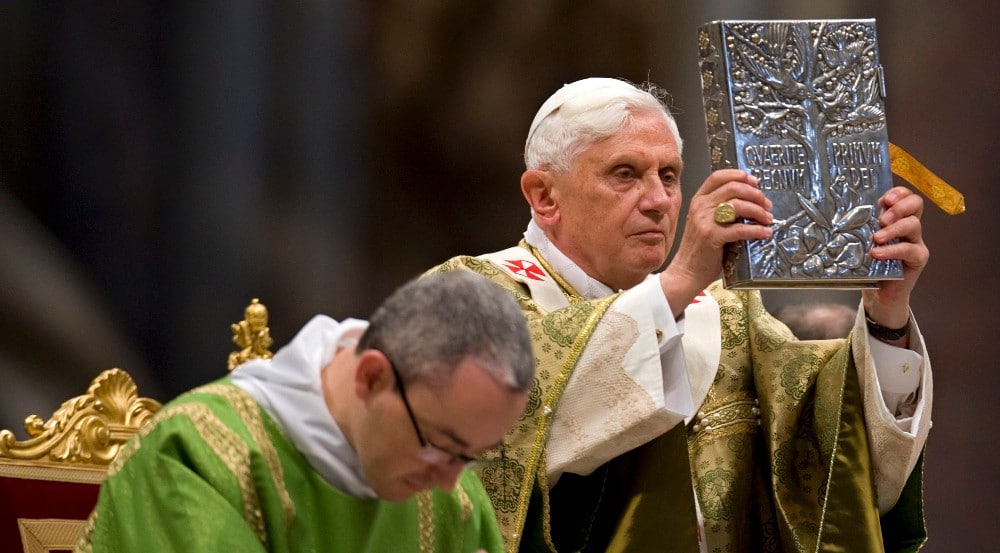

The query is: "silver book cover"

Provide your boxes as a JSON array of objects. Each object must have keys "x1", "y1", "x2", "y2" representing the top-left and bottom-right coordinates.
[{"x1": 698, "y1": 19, "x2": 903, "y2": 288}]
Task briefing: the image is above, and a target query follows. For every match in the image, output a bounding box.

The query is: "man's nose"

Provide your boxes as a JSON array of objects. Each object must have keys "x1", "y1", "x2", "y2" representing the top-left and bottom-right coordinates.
[{"x1": 639, "y1": 175, "x2": 670, "y2": 213}]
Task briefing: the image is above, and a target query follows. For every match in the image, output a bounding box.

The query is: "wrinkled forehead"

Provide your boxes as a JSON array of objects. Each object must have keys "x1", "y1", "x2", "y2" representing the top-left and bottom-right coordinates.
[{"x1": 526, "y1": 77, "x2": 642, "y2": 147}]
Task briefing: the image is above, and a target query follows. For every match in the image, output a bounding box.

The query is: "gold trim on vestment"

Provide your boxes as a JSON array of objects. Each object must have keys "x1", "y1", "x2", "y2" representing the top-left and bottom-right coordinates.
[
  {"x1": 170, "y1": 402, "x2": 267, "y2": 544},
  {"x1": 534, "y1": 455, "x2": 558, "y2": 552},
  {"x1": 75, "y1": 512, "x2": 97, "y2": 553},
  {"x1": 917, "y1": 454, "x2": 928, "y2": 550},
  {"x1": 509, "y1": 295, "x2": 617, "y2": 553},
  {"x1": 455, "y1": 480, "x2": 473, "y2": 521},
  {"x1": 416, "y1": 491, "x2": 435, "y2": 553},
  {"x1": 197, "y1": 384, "x2": 296, "y2": 528},
  {"x1": 111, "y1": 400, "x2": 268, "y2": 545},
  {"x1": 813, "y1": 342, "x2": 885, "y2": 550},
  {"x1": 444, "y1": 248, "x2": 620, "y2": 552},
  {"x1": 816, "y1": 348, "x2": 850, "y2": 550},
  {"x1": 688, "y1": 391, "x2": 760, "y2": 447}
]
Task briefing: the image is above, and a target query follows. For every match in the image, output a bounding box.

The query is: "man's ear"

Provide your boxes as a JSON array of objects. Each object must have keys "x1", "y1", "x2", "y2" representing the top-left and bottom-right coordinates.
[
  {"x1": 521, "y1": 169, "x2": 559, "y2": 225},
  {"x1": 354, "y1": 349, "x2": 394, "y2": 401}
]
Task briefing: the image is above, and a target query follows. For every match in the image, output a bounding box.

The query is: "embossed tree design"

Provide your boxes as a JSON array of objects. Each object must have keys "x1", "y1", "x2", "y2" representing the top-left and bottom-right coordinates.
[
  {"x1": 723, "y1": 21, "x2": 891, "y2": 279},
  {"x1": 728, "y1": 21, "x2": 884, "y2": 197}
]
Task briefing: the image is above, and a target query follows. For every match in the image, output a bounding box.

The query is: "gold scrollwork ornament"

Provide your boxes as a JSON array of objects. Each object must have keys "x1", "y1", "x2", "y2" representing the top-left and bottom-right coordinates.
[{"x1": 0, "y1": 368, "x2": 161, "y2": 465}]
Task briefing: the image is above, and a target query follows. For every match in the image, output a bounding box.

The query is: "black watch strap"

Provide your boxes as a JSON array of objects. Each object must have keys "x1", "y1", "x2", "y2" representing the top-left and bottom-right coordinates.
[{"x1": 865, "y1": 314, "x2": 909, "y2": 341}]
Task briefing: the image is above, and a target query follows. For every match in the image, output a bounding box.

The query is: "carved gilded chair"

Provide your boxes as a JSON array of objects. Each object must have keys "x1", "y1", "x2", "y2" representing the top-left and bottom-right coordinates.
[
  {"x1": 0, "y1": 299, "x2": 273, "y2": 553},
  {"x1": 0, "y1": 369, "x2": 159, "y2": 552}
]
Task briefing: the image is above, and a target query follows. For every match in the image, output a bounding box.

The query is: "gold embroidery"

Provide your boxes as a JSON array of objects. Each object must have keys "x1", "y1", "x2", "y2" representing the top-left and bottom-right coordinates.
[
  {"x1": 916, "y1": 453, "x2": 928, "y2": 550},
  {"x1": 455, "y1": 479, "x2": 473, "y2": 521},
  {"x1": 510, "y1": 296, "x2": 615, "y2": 553},
  {"x1": 172, "y1": 403, "x2": 267, "y2": 544},
  {"x1": 535, "y1": 455, "x2": 558, "y2": 553},
  {"x1": 448, "y1": 249, "x2": 618, "y2": 552},
  {"x1": 197, "y1": 384, "x2": 296, "y2": 527},
  {"x1": 690, "y1": 284, "x2": 829, "y2": 549},
  {"x1": 75, "y1": 510, "x2": 97, "y2": 553},
  {"x1": 107, "y1": 408, "x2": 161, "y2": 477},
  {"x1": 416, "y1": 491, "x2": 435, "y2": 553},
  {"x1": 689, "y1": 392, "x2": 761, "y2": 447},
  {"x1": 814, "y1": 344, "x2": 854, "y2": 551},
  {"x1": 108, "y1": 400, "x2": 268, "y2": 545}
]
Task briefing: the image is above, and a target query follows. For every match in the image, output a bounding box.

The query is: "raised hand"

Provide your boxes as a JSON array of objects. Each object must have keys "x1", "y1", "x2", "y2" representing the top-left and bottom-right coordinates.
[
  {"x1": 659, "y1": 169, "x2": 773, "y2": 317},
  {"x1": 862, "y1": 186, "x2": 929, "y2": 342}
]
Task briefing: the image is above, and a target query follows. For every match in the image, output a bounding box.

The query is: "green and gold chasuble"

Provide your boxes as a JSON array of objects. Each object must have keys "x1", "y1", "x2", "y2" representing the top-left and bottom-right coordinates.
[
  {"x1": 430, "y1": 244, "x2": 926, "y2": 553},
  {"x1": 76, "y1": 380, "x2": 505, "y2": 553}
]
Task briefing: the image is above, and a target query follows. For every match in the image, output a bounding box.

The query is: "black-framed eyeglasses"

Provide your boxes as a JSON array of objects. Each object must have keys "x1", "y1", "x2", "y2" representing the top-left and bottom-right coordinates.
[{"x1": 385, "y1": 352, "x2": 504, "y2": 469}]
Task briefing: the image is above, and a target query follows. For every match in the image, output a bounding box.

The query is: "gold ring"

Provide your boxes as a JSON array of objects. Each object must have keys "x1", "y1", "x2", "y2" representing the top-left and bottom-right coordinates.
[{"x1": 714, "y1": 201, "x2": 737, "y2": 224}]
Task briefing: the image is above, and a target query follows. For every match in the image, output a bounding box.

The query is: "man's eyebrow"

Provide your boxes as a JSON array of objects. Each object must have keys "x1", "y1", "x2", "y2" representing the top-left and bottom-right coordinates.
[{"x1": 604, "y1": 152, "x2": 639, "y2": 165}]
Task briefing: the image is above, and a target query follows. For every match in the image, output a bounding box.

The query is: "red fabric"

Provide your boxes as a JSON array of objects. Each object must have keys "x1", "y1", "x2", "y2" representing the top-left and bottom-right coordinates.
[{"x1": 0, "y1": 474, "x2": 100, "y2": 552}]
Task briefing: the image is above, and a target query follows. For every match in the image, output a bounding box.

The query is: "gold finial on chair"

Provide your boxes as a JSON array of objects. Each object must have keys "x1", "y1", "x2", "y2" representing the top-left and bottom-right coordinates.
[
  {"x1": 0, "y1": 368, "x2": 161, "y2": 465},
  {"x1": 228, "y1": 298, "x2": 274, "y2": 370}
]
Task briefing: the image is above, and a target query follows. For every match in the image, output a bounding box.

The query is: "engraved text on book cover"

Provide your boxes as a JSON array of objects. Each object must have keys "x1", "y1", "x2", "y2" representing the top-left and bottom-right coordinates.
[{"x1": 698, "y1": 19, "x2": 903, "y2": 288}]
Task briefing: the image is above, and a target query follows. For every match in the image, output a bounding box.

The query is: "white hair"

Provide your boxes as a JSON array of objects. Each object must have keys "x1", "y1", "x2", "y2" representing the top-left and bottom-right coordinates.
[{"x1": 524, "y1": 77, "x2": 683, "y2": 172}]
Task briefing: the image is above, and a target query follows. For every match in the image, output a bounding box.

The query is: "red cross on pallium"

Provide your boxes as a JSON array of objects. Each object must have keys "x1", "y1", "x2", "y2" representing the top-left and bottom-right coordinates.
[
  {"x1": 503, "y1": 259, "x2": 546, "y2": 281},
  {"x1": 691, "y1": 290, "x2": 707, "y2": 304}
]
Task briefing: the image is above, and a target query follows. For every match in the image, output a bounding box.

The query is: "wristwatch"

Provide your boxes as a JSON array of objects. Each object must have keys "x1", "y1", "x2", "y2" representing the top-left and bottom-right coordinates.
[{"x1": 865, "y1": 314, "x2": 909, "y2": 341}]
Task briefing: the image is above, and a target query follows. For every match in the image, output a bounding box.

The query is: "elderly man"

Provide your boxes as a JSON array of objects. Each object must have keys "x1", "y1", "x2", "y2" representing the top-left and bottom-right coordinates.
[
  {"x1": 77, "y1": 271, "x2": 535, "y2": 552},
  {"x1": 431, "y1": 78, "x2": 930, "y2": 552}
]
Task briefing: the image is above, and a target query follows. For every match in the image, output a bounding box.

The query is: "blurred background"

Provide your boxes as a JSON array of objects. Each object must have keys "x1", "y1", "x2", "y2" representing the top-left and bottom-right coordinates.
[{"x1": 1, "y1": 1, "x2": 995, "y2": 549}]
